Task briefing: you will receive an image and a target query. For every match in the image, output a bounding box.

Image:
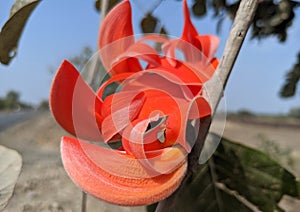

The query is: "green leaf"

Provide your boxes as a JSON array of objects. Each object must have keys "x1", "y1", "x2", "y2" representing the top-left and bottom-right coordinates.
[
  {"x1": 147, "y1": 202, "x2": 158, "y2": 212},
  {"x1": 280, "y1": 52, "x2": 300, "y2": 98},
  {"x1": 152, "y1": 135, "x2": 300, "y2": 211},
  {"x1": 0, "y1": 0, "x2": 41, "y2": 65},
  {"x1": 215, "y1": 136, "x2": 299, "y2": 211},
  {"x1": 0, "y1": 145, "x2": 22, "y2": 210},
  {"x1": 171, "y1": 162, "x2": 253, "y2": 212}
]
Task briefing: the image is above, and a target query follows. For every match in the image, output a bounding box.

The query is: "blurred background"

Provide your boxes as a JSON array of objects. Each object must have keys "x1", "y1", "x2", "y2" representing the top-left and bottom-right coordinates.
[{"x1": 1, "y1": 1, "x2": 300, "y2": 211}]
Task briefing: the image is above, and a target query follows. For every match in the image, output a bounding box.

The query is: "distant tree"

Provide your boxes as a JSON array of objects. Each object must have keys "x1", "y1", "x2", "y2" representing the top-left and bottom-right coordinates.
[
  {"x1": 280, "y1": 52, "x2": 300, "y2": 98},
  {"x1": 0, "y1": 90, "x2": 33, "y2": 111},
  {"x1": 0, "y1": 99, "x2": 5, "y2": 110},
  {"x1": 37, "y1": 100, "x2": 49, "y2": 111},
  {"x1": 5, "y1": 91, "x2": 20, "y2": 109},
  {"x1": 288, "y1": 106, "x2": 300, "y2": 118},
  {"x1": 236, "y1": 109, "x2": 256, "y2": 117},
  {"x1": 69, "y1": 46, "x2": 94, "y2": 71}
]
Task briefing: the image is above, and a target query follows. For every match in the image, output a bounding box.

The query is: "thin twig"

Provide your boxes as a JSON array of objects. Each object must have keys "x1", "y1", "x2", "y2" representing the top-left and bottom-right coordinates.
[
  {"x1": 81, "y1": 191, "x2": 87, "y2": 212},
  {"x1": 208, "y1": 159, "x2": 224, "y2": 212},
  {"x1": 156, "y1": 0, "x2": 259, "y2": 211}
]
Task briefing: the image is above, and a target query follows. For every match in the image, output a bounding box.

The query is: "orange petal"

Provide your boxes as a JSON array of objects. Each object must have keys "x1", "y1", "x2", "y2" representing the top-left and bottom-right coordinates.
[
  {"x1": 144, "y1": 60, "x2": 206, "y2": 98},
  {"x1": 122, "y1": 91, "x2": 191, "y2": 152},
  {"x1": 98, "y1": 0, "x2": 141, "y2": 75},
  {"x1": 137, "y1": 34, "x2": 169, "y2": 43},
  {"x1": 61, "y1": 136, "x2": 187, "y2": 206},
  {"x1": 109, "y1": 57, "x2": 142, "y2": 76},
  {"x1": 210, "y1": 57, "x2": 219, "y2": 69},
  {"x1": 188, "y1": 96, "x2": 212, "y2": 119},
  {"x1": 196, "y1": 35, "x2": 220, "y2": 62},
  {"x1": 49, "y1": 60, "x2": 103, "y2": 141},
  {"x1": 114, "y1": 42, "x2": 161, "y2": 67},
  {"x1": 165, "y1": 0, "x2": 219, "y2": 66},
  {"x1": 101, "y1": 91, "x2": 145, "y2": 141},
  {"x1": 97, "y1": 72, "x2": 134, "y2": 100},
  {"x1": 161, "y1": 39, "x2": 180, "y2": 66},
  {"x1": 121, "y1": 114, "x2": 167, "y2": 156},
  {"x1": 121, "y1": 71, "x2": 188, "y2": 99},
  {"x1": 181, "y1": 0, "x2": 200, "y2": 49},
  {"x1": 98, "y1": 0, "x2": 133, "y2": 51}
]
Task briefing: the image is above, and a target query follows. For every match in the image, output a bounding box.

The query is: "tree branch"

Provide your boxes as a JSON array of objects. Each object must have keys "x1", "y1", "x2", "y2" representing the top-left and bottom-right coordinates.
[{"x1": 155, "y1": 0, "x2": 259, "y2": 211}]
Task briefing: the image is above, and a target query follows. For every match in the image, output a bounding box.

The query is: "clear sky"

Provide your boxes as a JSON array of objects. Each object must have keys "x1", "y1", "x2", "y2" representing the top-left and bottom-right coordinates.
[{"x1": 0, "y1": 0, "x2": 299, "y2": 114}]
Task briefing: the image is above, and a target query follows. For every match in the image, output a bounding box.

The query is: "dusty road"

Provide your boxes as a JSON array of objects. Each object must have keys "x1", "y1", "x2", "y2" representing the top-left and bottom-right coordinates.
[{"x1": 0, "y1": 110, "x2": 36, "y2": 131}]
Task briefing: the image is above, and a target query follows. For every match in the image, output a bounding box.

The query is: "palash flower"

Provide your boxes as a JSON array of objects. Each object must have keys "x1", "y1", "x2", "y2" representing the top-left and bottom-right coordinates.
[{"x1": 49, "y1": 0, "x2": 219, "y2": 206}]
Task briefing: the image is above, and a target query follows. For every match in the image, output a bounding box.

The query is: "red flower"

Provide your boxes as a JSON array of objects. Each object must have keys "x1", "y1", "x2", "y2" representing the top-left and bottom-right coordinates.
[{"x1": 50, "y1": 0, "x2": 219, "y2": 206}]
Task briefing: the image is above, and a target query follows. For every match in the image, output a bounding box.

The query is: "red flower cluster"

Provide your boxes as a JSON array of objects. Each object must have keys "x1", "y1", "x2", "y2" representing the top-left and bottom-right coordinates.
[{"x1": 50, "y1": 0, "x2": 219, "y2": 206}]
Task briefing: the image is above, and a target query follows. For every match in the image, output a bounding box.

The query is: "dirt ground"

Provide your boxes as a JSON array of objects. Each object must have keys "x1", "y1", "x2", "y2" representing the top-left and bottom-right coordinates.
[{"x1": 0, "y1": 111, "x2": 299, "y2": 212}]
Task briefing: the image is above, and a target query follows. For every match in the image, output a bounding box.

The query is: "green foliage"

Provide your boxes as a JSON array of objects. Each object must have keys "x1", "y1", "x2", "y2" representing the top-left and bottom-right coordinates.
[
  {"x1": 210, "y1": 0, "x2": 300, "y2": 42},
  {"x1": 0, "y1": 0, "x2": 41, "y2": 65},
  {"x1": 288, "y1": 107, "x2": 300, "y2": 118},
  {"x1": 0, "y1": 91, "x2": 20, "y2": 110},
  {"x1": 257, "y1": 133, "x2": 295, "y2": 169},
  {"x1": 37, "y1": 100, "x2": 49, "y2": 111},
  {"x1": 236, "y1": 109, "x2": 256, "y2": 117},
  {"x1": 280, "y1": 52, "x2": 300, "y2": 98},
  {"x1": 68, "y1": 46, "x2": 94, "y2": 71},
  {"x1": 148, "y1": 135, "x2": 300, "y2": 211},
  {"x1": 0, "y1": 90, "x2": 32, "y2": 111},
  {"x1": 5, "y1": 91, "x2": 20, "y2": 109}
]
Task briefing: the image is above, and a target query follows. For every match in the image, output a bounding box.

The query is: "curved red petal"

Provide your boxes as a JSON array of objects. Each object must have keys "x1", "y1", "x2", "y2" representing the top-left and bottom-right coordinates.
[
  {"x1": 188, "y1": 96, "x2": 212, "y2": 119},
  {"x1": 121, "y1": 71, "x2": 187, "y2": 99},
  {"x1": 138, "y1": 34, "x2": 169, "y2": 43},
  {"x1": 210, "y1": 57, "x2": 219, "y2": 69},
  {"x1": 122, "y1": 91, "x2": 192, "y2": 153},
  {"x1": 49, "y1": 60, "x2": 103, "y2": 141},
  {"x1": 109, "y1": 57, "x2": 142, "y2": 76},
  {"x1": 161, "y1": 39, "x2": 179, "y2": 67},
  {"x1": 181, "y1": 0, "x2": 200, "y2": 49},
  {"x1": 115, "y1": 42, "x2": 161, "y2": 68},
  {"x1": 196, "y1": 35, "x2": 220, "y2": 62},
  {"x1": 101, "y1": 91, "x2": 145, "y2": 142},
  {"x1": 98, "y1": 0, "x2": 133, "y2": 50},
  {"x1": 98, "y1": 0, "x2": 141, "y2": 74},
  {"x1": 97, "y1": 72, "x2": 134, "y2": 100},
  {"x1": 144, "y1": 59, "x2": 206, "y2": 98},
  {"x1": 61, "y1": 136, "x2": 187, "y2": 206}
]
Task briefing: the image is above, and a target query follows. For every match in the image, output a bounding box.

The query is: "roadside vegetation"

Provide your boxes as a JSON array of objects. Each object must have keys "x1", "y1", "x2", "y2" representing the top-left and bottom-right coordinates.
[{"x1": 0, "y1": 90, "x2": 49, "y2": 111}]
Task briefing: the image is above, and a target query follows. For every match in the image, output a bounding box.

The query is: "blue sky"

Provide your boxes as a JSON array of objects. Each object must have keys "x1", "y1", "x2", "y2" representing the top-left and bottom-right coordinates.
[{"x1": 0, "y1": 0, "x2": 299, "y2": 114}]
